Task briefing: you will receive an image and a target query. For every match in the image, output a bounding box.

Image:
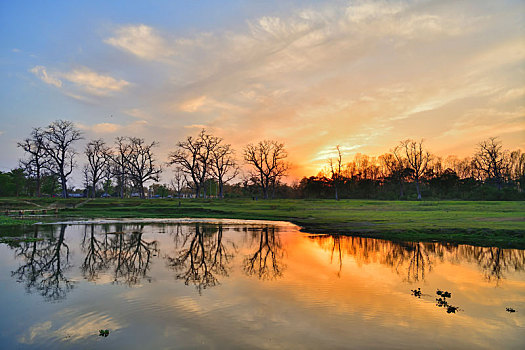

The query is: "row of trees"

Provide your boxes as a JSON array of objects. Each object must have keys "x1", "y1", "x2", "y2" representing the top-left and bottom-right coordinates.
[
  {"x1": 5, "y1": 119, "x2": 523, "y2": 200},
  {"x1": 13, "y1": 120, "x2": 289, "y2": 199},
  {"x1": 308, "y1": 138, "x2": 525, "y2": 200}
]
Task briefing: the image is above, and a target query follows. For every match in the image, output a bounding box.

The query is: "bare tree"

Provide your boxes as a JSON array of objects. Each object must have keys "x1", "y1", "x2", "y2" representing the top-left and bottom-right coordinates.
[
  {"x1": 169, "y1": 129, "x2": 220, "y2": 198},
  {"x1": 17, "y1": 127, "x2": 48, "y2": 196},
  {"x1": 125, "y1": 137, "x2": 162, "y2": 198},
  {"x1": 170, "y1": 166, "x2": 187, "y2": 198},
  {"x1": 211, "y1": 143, "x2": 238, "y2": 199},
  {"x1": 41, "y1": 120, "x2": 83, "y2": 198},
  {"x1": 85, "y1": 139, "x2": 110, "y2": 198},
  {"x1": 243, "y1": 140, "x2": 288, "y2": 199},
  {"x1": 473, "y1": 137, "x2": 508, "y2": 190},
  {"x1": 328, "y1": 145, "x2": 343, "y2": 200},
  {"x1": 400, "y1": 139, "x2": 430, "y2": 200},
  {"x1": 111, "y1": 137, "x2": 133, "y2": 198}
]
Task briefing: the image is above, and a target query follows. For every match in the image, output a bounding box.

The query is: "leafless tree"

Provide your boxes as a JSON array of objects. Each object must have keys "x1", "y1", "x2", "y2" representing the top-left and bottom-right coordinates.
[
  {"x1": 111, "y1": 137, "x2": 133, "y2": 198},
  {"x1": 328, "y1": 145, "x2": 343, "y2": 200},
  {"x1": 82, "y1": 164, "x2": 91, "y2": 197},
  {"x1": 17, "y1": 127, "x2": 48, "y2": 196},
  {"x1": 211, "y1": 143, "x2": 239, "y2": 198},
  {"x1": 399, "y1": 139, "x2": 431, "y2": 200},
  {"x1": 125, "y1": 137, "x2": 162, "y2": 198},
  {"x1": 473, "y1": 137, "x2": 508, "y2": 190},
  {"x1": 243, "y1": 140, "x2": 288, "y2": 199},
  {"x1": 85, "y1": 139, "x2": 111, "y2": 198},
  {"x1": 170, "y1": 166, "x2": 187, "y2": 198},
  {"x1": 41, "y1": 120, "x2": 83, "y2": 198},
  {"x1": 169, "y1": 129, "x2": 220, "y2": 198}
]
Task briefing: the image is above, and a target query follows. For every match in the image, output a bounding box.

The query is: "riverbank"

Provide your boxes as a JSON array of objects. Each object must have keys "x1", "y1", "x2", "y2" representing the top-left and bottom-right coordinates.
[{"x1": 1, "y1": 198, "x2": 524, "y2": 248}]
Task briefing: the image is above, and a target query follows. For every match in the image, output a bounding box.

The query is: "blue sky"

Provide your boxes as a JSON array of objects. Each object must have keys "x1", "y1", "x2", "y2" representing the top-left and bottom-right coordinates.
[{"x1": 1, "y1": 0, "x2": 524, "y2": 183}]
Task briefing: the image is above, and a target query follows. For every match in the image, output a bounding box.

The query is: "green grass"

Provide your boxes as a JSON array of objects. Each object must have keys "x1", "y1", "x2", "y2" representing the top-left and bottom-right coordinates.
[
  {"x1": 1, "y1": 197, "x2": 524, "y2": 248},
  {"x1": 0, "y1": 216, "x2": 39, "y2": 226}
]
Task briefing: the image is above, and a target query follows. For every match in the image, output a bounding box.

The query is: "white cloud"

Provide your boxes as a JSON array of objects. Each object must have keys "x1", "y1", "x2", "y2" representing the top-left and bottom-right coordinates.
[
  {"x1": 30, "y1": 66, "x2": 62, "y2": 87},
  {"x1": 62, "y1": 67, "x2": 130, "y2": 95},
  {"x1": 104, "y1": 24, "x2": 173, "y2": 60},
  {"x1": 30, "y1": 65, "x2": 130, "y2": 97}
]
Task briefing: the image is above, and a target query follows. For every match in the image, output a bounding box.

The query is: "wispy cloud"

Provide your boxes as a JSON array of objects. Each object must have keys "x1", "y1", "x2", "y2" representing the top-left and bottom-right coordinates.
[
  {"x1": 30, "y1": 65, "x2": 130, "y2": 97},
  {"x1": 62, "y1": 67, "x2": 130, "y2": 95},
  {"x1": 30, "y1": 66, "x2": 62, "y2": 87},
  {"x1": 104, "y1": 24, "x2": 174, "y2": 60}
]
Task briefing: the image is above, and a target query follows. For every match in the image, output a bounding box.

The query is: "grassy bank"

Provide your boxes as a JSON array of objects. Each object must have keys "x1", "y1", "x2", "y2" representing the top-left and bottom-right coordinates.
[{"x1": 1, "y1": 198, "x2": 524, "y2": 248}]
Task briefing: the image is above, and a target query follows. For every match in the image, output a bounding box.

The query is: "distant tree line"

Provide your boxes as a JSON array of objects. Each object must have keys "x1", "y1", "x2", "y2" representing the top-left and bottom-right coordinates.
[
  {"x1": 301, "y1": 138, "x2": 525, "y2": 200},
  {"x1": 2, "y1": 119, "x2": 523, "y2": 200}
]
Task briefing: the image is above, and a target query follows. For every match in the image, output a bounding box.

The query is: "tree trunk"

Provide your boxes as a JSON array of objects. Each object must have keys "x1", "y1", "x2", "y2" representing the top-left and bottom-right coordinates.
[
  {"x1": 92, "y1": 180, "x2": 97, "y2": 198},
  {"x1": 139, "y1": 180, "x2": 145, "y2": 199},
  {"x1": 61, "y1": 175, "x2": 68, "y2": 198},
  {"x1": 194, "y1": 185, "x2": 200, "y2": 199},
  {"x1": 415, "y1": 179, "x2": 421, "y2": 200},
  {"x1": 218, "y1": 180, "x2": 224, "y2": 199},
  {"x1": 36, "y1": 167, "x2": 42, "y2": 197}
]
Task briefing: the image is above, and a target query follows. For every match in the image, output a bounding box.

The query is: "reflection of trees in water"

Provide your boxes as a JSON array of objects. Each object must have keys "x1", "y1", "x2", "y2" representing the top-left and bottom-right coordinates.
[
  {"x1": 81, "y1": 225, "x2": 108, "y2": 281},
  {"x1": 311, "y1": 235, "x2": 525, "y2": 283},
  {"x1": 11, "y1": 225, "x2": 74, "y2": 301},
  {"x1": 243, "y1": 226, "x2": 285, "y2": 280},
  {"x1": 166, "y1": 224, "x2": 234, "y2": 293},
  {"x1": 81, "y1": 224, "x2": 159, "y2": 286},
  {"x1": 451, "y1": 246, "x2": 525, "y2": 284}
]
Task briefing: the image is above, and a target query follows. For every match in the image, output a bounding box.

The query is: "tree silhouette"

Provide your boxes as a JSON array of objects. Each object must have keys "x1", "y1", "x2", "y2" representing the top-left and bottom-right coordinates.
[
  {"x1": 11, "y1": 225, "x2": 74, "y2": 301},
  {"x1": 243, "y1": 226, "x2": 285, "y2": 280},
  {"x1": 166, "y1": 224, "x2": 234, "y2": 293}
]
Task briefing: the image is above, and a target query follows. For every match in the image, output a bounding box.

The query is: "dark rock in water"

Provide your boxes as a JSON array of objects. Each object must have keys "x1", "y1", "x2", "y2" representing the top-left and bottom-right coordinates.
[
  {"x1": 99, "y1": 329, "x2": 110, "y2": 337},
  {"x1": 506, "y1": 308, "x2": 516, "y2": 313}
]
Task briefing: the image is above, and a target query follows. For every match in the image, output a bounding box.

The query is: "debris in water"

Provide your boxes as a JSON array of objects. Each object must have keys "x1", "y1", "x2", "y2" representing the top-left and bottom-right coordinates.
[
  {"x1": 436, "y1": 290, "x2": 451, "y2": 298},
  {"x1": 411, "y1": 288, "x2": 422, "y2": 298}
]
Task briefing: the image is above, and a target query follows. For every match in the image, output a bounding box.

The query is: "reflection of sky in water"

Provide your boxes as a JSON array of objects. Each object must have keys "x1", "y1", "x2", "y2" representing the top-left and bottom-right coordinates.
[{"x1": 0, "y1": 222, "x2": 524, "y2": 349}]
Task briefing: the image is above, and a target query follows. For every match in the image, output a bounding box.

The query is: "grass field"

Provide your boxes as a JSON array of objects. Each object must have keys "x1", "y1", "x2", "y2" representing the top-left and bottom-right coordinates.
[{"x1": 1, "y1": 197, "x2": 524, "y2": 248}]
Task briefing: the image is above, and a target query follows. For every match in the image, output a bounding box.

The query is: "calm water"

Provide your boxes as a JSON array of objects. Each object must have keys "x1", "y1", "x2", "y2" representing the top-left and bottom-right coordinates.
[{"x1": 0, "y1": 220, "x2": 524, "y2": 349}]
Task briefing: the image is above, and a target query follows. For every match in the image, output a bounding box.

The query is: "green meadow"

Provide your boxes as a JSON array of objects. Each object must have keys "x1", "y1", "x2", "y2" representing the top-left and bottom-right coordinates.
[{"x1": 1, "y1": 198, "x2": 524, "y2": 248}]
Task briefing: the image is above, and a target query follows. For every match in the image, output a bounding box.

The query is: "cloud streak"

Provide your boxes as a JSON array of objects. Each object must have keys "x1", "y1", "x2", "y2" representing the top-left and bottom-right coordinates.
[{"x1": 31, "y1": 66, "x2": 130, "y2": 98}]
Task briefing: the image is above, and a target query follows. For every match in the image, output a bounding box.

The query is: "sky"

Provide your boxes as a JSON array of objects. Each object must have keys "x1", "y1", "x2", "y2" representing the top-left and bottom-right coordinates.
[{"x1": 0, "y1": 0, "x2": 524, "y2": 185}]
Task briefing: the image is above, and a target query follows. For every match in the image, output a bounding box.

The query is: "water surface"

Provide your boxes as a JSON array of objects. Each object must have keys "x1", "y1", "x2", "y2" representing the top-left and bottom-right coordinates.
[{"x1": 0, "y1": 221, "x2": 524, "y2": 349}]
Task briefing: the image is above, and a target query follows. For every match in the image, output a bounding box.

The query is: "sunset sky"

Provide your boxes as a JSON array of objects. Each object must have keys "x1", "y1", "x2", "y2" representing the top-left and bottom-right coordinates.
[{"x1": 0, "y1": 0, "x2": 524, "y2": 184}]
